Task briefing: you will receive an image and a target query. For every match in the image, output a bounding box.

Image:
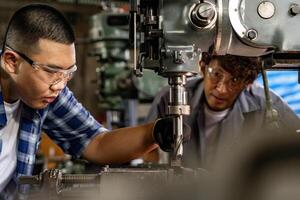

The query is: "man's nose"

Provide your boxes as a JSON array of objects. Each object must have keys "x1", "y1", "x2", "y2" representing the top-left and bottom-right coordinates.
[
  {"x1": 215, "y1": 79, "x2": 229, "y2": 93},
  {"x1": 50, "y1": 78, "x2": 67, "y2": 91}
]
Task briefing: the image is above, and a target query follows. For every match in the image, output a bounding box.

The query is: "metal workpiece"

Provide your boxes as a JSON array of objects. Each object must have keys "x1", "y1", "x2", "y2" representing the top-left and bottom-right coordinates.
[
  {"x1": 19, "y1": 169, "x2": 100, "y2": 191},
  {"x1": 97, "y1": 166, "x2": 209, "y2": 200},
  {"x1": 18, "y1": 167, "x2": 207, "y2": 200},
  {"x1": 19, "y1": 170, "x2": 101, "y2": 199}
]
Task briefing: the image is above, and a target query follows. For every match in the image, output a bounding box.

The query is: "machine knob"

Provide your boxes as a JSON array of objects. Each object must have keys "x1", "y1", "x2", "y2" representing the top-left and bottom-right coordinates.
[
  {"x1": 290, "y1": 4, "x2": 300, "y2": 16},
  {"x1": 190, "y1": 2, "x2": 216, "y2": 28}
]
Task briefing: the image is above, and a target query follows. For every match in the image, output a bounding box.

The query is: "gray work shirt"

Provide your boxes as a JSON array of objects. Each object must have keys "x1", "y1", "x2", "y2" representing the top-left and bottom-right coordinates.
[{"x1": 147, "y1": 77, "x2": 300, "y2": 168}]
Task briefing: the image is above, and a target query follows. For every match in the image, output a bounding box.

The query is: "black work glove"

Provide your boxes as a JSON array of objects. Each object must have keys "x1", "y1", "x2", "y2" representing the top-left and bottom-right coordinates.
[
  {"x1": 153, "y1": 117, "x2": 191, "y2": 152},
  {"x1": 153, "y1": 117, "x2": 174, "y2": 152}
]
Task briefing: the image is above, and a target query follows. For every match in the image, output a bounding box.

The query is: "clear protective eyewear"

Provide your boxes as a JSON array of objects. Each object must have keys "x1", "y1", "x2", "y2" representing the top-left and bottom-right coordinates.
[
  {"x1": 206, "y1": 66, "x2": 244, "y2": 91},
  {"x1": 5, "y1": 45, "x2": 77, "y2": 86}
]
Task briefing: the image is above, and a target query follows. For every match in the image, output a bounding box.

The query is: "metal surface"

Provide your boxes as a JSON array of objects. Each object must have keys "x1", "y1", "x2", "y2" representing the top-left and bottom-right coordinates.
[
  {"x1": 188, "y1": 1, "x2": 217, "y2": 30},
  {"x1": 167, "y1": 76, "x2": 189, "y2": 165},
  {"x1": 228, "y1": 0, "x2": 247, "y2": 39},
  {"x1": 216, "y1": 0, "x2": 300, "y2": 56},
  {"x1": 18, "y1": 166, "x2": 207, "y2": 200},
  {"x1": 216, "y1": 0, "x2": 233, "y2": 55},
  {"x1": 229, "y1": 0, "x2": 300, "y2": 52},
  {"x1": 290, "y1": 4, "x2": 300, "y2": 15},
  {"x1": 260, "y1": 62, "x2": 279, "y2": 129},
  {"x1": 162, "y1": 0, "x2": 216, "y2": 57},
  {"x1": 257, "y1": 1, "x2": 276, "y2": 19}
]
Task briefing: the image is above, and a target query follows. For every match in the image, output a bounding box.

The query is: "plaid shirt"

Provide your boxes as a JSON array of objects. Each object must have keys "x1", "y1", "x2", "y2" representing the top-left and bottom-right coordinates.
[{"x1": 0, "y1": 86, "x2": 107, "y2": 198}]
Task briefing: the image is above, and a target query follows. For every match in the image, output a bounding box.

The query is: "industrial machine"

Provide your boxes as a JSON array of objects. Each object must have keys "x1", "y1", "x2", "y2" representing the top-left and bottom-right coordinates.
[
  {"x1": 90, "y1": 9, "x2": 137, "y2": 128},
  {"x1": 89, "y1": 8, "x2": 167, "y2": 129},
  {"x1": 19, "y1": 0, "x2": 300, "y2": 199},
  {"x1": 130, "y1": 0, "x2": 300, "y2": 165}
]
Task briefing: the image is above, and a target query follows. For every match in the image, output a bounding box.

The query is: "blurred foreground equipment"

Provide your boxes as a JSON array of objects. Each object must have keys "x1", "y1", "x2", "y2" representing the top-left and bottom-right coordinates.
[{"x1": 214, "y1": 131, "x2": 300, "y2": 200}]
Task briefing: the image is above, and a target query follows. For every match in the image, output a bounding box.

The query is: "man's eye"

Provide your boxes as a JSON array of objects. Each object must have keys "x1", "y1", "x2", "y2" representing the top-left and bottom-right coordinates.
[
  {"x1": 231, "y1": 77, "x2": 241, "y2": 85},
  {"x1": 42, "y1": 66, "x2": 58, "y2": 74},
  {"x1": 213, "y1": 71, "x2": 222, "y2": 78},
  {"x1": 45, "y1": 69, "x2": 56, "y2": 74}
]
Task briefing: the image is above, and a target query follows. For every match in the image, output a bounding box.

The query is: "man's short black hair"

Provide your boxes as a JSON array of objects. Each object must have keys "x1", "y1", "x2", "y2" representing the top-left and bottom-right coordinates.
[
  {"x1": 201, "y1": 53, "x2": 261, "y2": 83},
  {"x1": 3, "y1": 3, "x2": 75, "y2": 52}
]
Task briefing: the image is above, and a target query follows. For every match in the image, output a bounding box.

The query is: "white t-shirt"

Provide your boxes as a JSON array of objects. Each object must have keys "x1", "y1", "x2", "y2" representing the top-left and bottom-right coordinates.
[
  {"x1": 204, "y1": 103, "x2": 229, "y2": 138},
  {"x1": 0, "y1": 100, "x2": 21, "y2": 192}
]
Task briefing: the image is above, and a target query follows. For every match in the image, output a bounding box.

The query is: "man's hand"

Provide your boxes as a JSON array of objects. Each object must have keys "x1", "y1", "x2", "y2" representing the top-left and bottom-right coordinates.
[
  {"x1": 153, "y1": 117, "x2": 174, "y2": 152},
  {"x1": 153, "y1": 117, "x2": 191, "y2": 152}
]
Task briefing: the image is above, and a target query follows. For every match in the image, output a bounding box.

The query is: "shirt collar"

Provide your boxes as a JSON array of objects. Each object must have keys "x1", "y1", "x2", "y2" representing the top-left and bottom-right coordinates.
[
  {"x1": 0, "y1": 85, "x2": 7, "y2": 127},
  {"x1": 237, "y1": 84, "x2": 262, "y2": 114}
]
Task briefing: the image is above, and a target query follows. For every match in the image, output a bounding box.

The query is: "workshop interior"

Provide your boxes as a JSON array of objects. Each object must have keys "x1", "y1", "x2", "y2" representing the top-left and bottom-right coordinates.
[{"x1": 0, "y1": 0, "x2": 300, "y2": 199}]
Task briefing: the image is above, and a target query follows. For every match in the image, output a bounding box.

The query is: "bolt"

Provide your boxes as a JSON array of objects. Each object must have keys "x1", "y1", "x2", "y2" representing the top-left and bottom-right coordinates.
[{"x1": 247, "y1": 29, "x2": 257, "y2": 40}]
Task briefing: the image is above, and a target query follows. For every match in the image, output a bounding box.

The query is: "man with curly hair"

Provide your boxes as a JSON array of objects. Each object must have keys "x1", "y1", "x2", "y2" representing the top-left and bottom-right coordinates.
[{"x1": 147, "y1": 54, "x2": 300, "y2": 168}]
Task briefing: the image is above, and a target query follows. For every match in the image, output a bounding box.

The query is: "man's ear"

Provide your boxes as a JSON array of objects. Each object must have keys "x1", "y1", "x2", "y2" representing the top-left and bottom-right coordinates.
[{"x1": 2, "y1": 51, "x2": 19, "y2": 73}]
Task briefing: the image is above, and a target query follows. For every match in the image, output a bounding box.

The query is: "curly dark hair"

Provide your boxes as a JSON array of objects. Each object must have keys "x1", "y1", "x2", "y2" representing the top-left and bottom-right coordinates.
[{"x1": 201, "y1": 53, "x2": 261, "y2": 83}]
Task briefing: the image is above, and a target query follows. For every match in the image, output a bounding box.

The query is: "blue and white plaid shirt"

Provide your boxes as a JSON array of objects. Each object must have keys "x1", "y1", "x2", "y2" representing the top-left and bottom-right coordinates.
[{"x1": 0, "y1": 85, "x2": 107, "y2": 198}]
